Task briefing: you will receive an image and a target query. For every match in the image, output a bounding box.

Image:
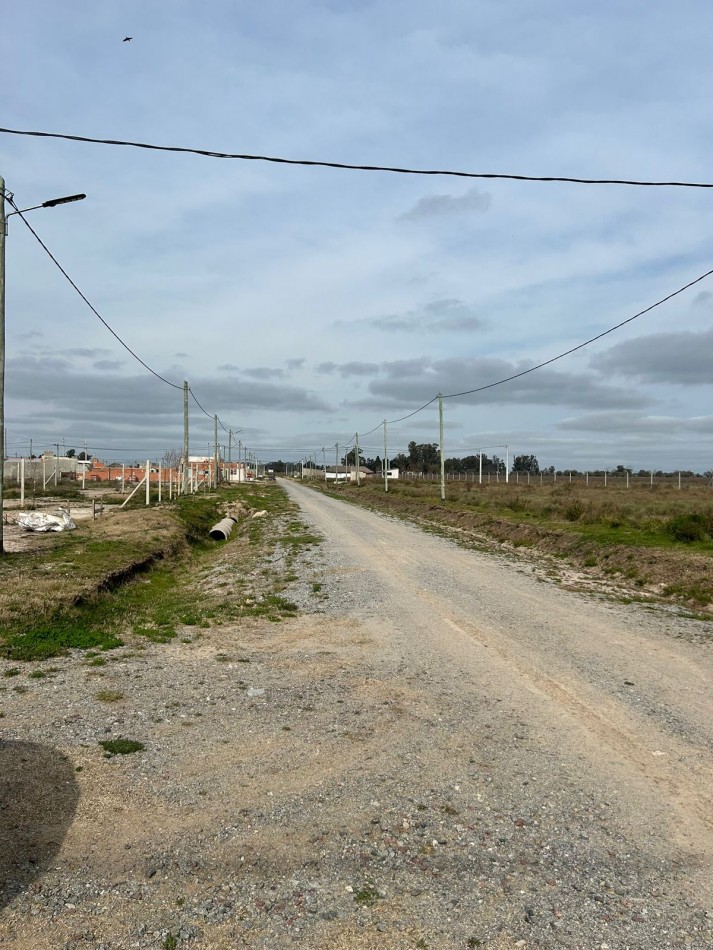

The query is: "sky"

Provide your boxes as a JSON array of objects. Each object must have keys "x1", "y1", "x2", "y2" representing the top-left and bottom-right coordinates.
[{"x1": 2, "y1": 0, "x2": 712, "y2": 471}]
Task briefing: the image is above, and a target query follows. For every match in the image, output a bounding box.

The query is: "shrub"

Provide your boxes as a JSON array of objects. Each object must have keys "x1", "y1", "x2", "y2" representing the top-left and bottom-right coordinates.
[{"x1": 665, "y1": 513, "x2": 711, "y2": 544}]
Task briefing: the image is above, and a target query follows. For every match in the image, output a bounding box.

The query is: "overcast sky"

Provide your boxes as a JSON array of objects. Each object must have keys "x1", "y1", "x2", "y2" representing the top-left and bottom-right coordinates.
[{"x1": 2, "y1": 0, "x2": 712, "y2": 470}]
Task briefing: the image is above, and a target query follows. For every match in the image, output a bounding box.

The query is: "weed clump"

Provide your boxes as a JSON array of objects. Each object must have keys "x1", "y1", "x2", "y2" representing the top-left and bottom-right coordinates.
[
  {"x1": 99, "y1": 738, "x2": 145, "y2": 756},
  {"x1": 665, "y1": 512, "x2": 712, "y2": 544}
]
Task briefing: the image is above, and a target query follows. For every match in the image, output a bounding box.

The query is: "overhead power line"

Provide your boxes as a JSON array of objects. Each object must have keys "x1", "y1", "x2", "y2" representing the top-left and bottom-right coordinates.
[
  {"x1": 348, "y1": 262, "x2": 713, "y2": 433},
  {"x1": 2, "y1": 127, "x2": 713, "y2": 188},
  {"x1": 443, "y1": 264, "x2": 713, "y2": 400},
  {"x1": 8, "y1": 197, "x2": 183, "y2": 391},
  {"x1": 9, "y1": 197, "x2": 242, "y2": 435}
]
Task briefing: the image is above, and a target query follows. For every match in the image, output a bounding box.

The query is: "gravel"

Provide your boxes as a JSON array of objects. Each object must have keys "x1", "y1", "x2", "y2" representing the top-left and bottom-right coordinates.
[{"x1": 1, "y1": 478, "x2": 712, "y2": 949}]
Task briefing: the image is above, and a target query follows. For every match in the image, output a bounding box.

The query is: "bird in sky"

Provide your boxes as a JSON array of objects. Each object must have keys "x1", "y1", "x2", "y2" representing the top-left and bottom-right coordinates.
[{"x1": 122, "y1": 36, "x2": 132, "y2": 42}]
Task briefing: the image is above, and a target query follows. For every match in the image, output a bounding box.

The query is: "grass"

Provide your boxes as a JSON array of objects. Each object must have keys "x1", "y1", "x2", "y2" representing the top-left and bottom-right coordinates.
[
  {"x1": 95, "y1": 689, "x2": 125, "y2": 702},
  {"x1": 352, "y1": 884, "x2": 380, "y2": 906},
  {"x1": 312, "y1": 479, "x2": 713, "y2": 612},
  {"x1": 0, "y1": 483, "x2": 309, "y2": 661},
  {"x1": 99, "y1": 738, "x2": 145, "y2": 756}
]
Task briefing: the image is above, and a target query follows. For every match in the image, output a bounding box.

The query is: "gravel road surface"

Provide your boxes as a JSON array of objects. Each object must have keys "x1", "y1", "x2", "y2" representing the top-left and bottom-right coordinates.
[{"x1": 1, "y1": 479, "x2": 711, "y2": 949}]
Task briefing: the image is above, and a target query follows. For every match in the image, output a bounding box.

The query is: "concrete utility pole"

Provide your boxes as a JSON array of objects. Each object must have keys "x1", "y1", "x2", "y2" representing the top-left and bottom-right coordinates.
[
  {"x1": 438, "y1": 394, "x2": 445, "y2": 502},
  {"x1": 355, "y1": 433, "x2": 360, "y2": 486},
  {"x1": 214, "y1": 414, "x2": 219, "y2": 488},
  {"x1": 383, "y1": 420, "x2": 388, "y2": 493},
  {"x1": 0, "y1": 176, "x2": 6, "y2": 553},
  {"x1": 182, "y1": 381, "x2": 189, "y2": 495},
  {"x1": 0, "y1": 180, "x2": 85, "y2": 553}
]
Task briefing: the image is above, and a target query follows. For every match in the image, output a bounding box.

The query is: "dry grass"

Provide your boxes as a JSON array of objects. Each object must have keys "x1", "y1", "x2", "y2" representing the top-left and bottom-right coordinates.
[
  {"x1": 317, "y1": 479, "x2": 713, "y2": 613},
  {"x1": 0, "y1": 507, "x2": 185, "y2": 641}
]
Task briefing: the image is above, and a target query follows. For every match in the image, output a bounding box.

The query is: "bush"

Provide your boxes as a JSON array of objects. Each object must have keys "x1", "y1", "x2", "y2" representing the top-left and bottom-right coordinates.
[{"x1": 665, "y1": 513, "x2": 711, "y2": 544}]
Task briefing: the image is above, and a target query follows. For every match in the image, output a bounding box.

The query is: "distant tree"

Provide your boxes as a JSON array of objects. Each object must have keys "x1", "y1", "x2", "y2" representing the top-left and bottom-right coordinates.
[
  {"x1": 77, "y1": 451, "x2": 92, "y2": 461},
  {"x1": 512, "y1": 454, "x2": 539, "y2": 474},
  {"x1": 341, "y1": 448, "x2": 366, "y2": 467},
  {"x1": 265, "y1": 460, "x2": 286, "y2": 473},
  {"x1": 407, "y1": 441, "x2": 440, "y2": 473},
  {"x1": 163, "y1": 448, "x2": 182, "y2": 469},
  {"x1": 390, "y1": 452, "x2": 409, "y2": 472},
  {"x1": 66, "y1": 448, "x2": 76, "y2": 458}
]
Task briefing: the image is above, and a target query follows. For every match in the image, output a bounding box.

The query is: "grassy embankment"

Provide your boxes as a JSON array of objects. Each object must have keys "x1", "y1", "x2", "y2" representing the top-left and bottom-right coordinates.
[
  {"x1": 0, "y1": 483, "x2": 317, "y2": 662},
  {"x1": 311, "y1": 477, "x2": 713, "y2": 614}
]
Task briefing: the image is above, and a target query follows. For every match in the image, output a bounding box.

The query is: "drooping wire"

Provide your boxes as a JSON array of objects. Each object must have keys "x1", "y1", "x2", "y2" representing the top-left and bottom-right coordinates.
[
  {"x1": 8, "y1": 196, "x2": 184, "y2": 391},
  {"x1": 443, "y1": 264, "x2": 713, "y2": 400},
  {"x1": 336, "y1": 262, "x2": 713, "y2": 442},
  {"x1": 3, "y1": 127, "x2": 713, "y2": 189}
]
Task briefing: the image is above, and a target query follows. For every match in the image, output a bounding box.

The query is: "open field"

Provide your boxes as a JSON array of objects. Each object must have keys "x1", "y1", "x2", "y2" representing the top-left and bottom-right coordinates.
[{"x1": 306, "y1": 476, "x2": 713, "y2": 615}]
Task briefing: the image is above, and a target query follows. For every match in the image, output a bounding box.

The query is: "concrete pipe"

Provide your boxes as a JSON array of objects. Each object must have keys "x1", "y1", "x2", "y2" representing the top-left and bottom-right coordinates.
[{"x1": 209, "y1": 517, "x2": 237, "y2": 540}]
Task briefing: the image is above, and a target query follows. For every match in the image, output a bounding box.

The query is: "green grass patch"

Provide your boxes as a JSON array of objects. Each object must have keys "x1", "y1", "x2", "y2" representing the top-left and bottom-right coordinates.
[
  {"x1": 353, "y1": 884, "x2": 380, "y2": 906},
  {"x1": 95, "y1": 689, "x2": 125, "y2": 702},
  {"x1": 99, "y1": 738, "x2": 145, "y2": 756}
]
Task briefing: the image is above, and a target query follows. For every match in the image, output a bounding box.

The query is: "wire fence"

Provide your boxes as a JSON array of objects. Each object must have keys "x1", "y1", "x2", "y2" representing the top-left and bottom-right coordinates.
[{"x1": 402, "y1": 471, "x2": 710, "y2": 490}]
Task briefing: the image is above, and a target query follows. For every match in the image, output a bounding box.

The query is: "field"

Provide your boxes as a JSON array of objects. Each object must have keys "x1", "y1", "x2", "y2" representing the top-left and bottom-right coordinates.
[
  {"x1": 310, "y1": 475, "x2": 713, "y2": 614},
  {"x1": 0, "y1": 484, "x2": 307, "y2": 662}
]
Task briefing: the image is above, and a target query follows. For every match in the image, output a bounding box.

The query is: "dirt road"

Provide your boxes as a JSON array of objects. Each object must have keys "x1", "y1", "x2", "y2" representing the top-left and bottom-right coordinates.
[
  {"x1": 1, "y1": 480, "x2": 712, "y2": 949},
  {"x1": 282, "y1": 480, "x2": 713, "y2": 936}
]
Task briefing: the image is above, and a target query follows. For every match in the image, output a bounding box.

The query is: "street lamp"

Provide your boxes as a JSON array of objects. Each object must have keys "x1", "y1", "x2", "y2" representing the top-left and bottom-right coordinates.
[{"x1": 0, "y1": 178, "x2": 86, "y2": 553}]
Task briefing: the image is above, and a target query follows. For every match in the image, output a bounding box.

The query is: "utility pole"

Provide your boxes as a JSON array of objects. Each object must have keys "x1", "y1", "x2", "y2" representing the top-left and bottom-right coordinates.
[
  {"x1": 322, "y1": 446, "x2": 326, "y2": 480},
  {"x1": 0, "y1": 180, "x2": 84, "y2": 553},
  {"x1": 355, "y1": 433, "x2": 360, "y2": 486},
  {"x1": 214, "y1": 414, "x2": 219, "y2": 488},
  {"x1": 182, "y1": 381, "x2": 189, "y2": 495},
  {"x1": 228, "y1": 430, "x2": 232, "y2": 482},
  {"x1": 438, "y1": 394, "x2": 445, "y2": 502},
  {"x1": 0, "y1": 176, "x2": 4, "y2": 553},
  {"x1": 383, "y1": 420, "x2": 388, "y2": 493}
]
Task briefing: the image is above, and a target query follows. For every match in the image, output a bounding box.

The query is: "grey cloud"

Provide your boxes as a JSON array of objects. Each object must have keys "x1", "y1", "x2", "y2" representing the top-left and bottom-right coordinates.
[
  {"x1": 16, "y1": 330, "x2": 43, "y2": 340},
  {"x1": 218, "y1": 363, "x2": 240, "y2": 372},
  {"x1": 362, "y1": 357, "x2": 649, "y2": 411},
  {"x1": 687, "y1": 415, "x2": 713, "y2": 433},
  {"x1": 285, "y1": 358, "x2": 305, "y2": 371},
  {"x1": 242, "y1": 367, "x2": 286, "y2": 380},
  {"x1": 7, "y1": 358, "x2": 330, "y2": 429},
  {"x1": 365, "y1": 299, "x2": 483, "y2": 334},
  {"x1": 63, "y1": 347, "x2": 113, "y2": 359},
  {"x1": 338, "y1": 362, "x2": 379, "y2": 377},
  {"x1": 693, "y1": 291, "x2": 713, "y2": 307},
  {"x1": 400, "y1": 187, "x2": 491, "y2": 221},
  {"x1": 557, "y1": 411, "x2": 681, "y2": 434},
  {"x1": 93, "y1": 360, "x2": 123, "y2": 371},
  {"x1": 315, "y1": 361, "x2": 379, "y2": 378},
  {"x1": 591, "y1": 329, "x2": 713, "y2": 385}
]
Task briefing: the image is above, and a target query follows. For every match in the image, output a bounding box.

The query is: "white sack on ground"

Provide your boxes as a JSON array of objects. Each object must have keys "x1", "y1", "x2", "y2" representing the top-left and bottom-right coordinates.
[{"x1": 18, "y1": 510, "x2": 76, "y2": 532}]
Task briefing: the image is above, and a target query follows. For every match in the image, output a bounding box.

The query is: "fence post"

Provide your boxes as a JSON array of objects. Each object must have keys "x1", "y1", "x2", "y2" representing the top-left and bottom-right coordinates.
[
  {"x1": 20, "y1": 458, "x2": 24, "y2": 507},
  {"x1": 678, "y1": 471, "x2": 681, "y2": 490},
  {"x1": 146, "y1": 460, "x2": 150, "y2": 505}
]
